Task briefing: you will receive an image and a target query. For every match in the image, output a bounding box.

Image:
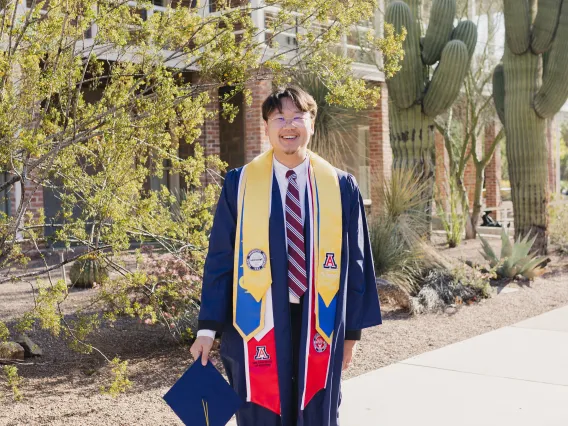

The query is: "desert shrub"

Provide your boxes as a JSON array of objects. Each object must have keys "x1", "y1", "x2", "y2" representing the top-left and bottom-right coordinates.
[
  {"x1": 549, "y1": 202, "x2": 568, "y2": 255},
  {"x1": 409, "y1": 266, "x2": 491, "y2": 314},
  {"x1": 0, "y1": 321, "x2": 9, "y2": 342},
  {"x1": 370, "y1": 169, "x2": 430, "y2": 296},
  {"x1": 369, "y1": 218, "x2": 423, "y2": 296},
  {"x1": 479, "y1": 228, "x2": 547, "y2": 279},
  {"x1": 99, "y1": 245, "x2": 202, "y2": 343},
  {"x1": 2, "y1": 366, "x2": 22, "y2": 401},
  {"x1": 436, "y1": 176, "x2": 466, "y2": 248},
  {"x1": 371, "y1": 170, "x2": 492, "y2": 312},
  {"x1": 93, "y1": 186, "x2": 216, "y2": 343}
]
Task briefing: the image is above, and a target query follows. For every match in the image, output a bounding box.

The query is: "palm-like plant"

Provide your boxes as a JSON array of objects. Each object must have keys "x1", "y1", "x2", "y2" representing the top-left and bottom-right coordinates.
[
  {"x1": 479, "y1": 228, "x2": 547, "y2": 279},
  {"x1": 291, "y1": 70, "x2": 364, "y2": 167}
]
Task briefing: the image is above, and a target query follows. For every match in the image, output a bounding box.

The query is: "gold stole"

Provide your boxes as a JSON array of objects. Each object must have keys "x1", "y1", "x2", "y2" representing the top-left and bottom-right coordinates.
[{"x1": 233, "y1": 148, "x2": 342, "y2": 344}]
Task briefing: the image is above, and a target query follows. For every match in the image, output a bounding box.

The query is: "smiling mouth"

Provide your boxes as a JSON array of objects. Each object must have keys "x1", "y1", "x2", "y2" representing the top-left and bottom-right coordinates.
[{"x1": 280, "y1": 135, "x2": 299, "y2": 141}]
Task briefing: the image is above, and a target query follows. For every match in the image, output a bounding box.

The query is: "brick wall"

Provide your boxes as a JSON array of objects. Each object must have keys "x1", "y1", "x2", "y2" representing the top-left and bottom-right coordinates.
[
  {"x1": 196, "y1": 88, "x2": 221, "y2": 186},
  {"x1": 434, "y1": 129, "x2": 450, "y2": 209},
  {"x1": 8, "y1": 175, "x2": 45, "y2": 219},
  {"x1": 203, "y1": 96, "x2": 220, "y2": 159},
  {"x1": 463, "y1": 150, "x2": 477, "y2": 209},
  {"x1": 6, "y1": 174, "x2": 45, "y2": 246},
  {"x1": 244, "y1": 79, "x2": 273, "y2": 162},
  {"x1": 368, "y1": 83, "x2": 391, "y2": 215},
  {"x1": 484, "y1": 121, "x2": 501, "y2": 218}
]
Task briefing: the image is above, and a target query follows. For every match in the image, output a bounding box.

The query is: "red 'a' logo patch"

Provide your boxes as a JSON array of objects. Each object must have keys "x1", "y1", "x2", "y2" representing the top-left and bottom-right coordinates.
[
  {"x1": 254, "y1": 346, "x2": 270, "y2": 361},
  {"x1": 323, "y1": 252, "x2": 338, "y2": 269}
]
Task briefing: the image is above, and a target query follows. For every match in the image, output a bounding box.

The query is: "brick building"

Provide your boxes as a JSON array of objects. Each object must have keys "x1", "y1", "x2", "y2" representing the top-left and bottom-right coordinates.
[{"x1": 4, "y1": 1, "x2": 566, "y2": 242}]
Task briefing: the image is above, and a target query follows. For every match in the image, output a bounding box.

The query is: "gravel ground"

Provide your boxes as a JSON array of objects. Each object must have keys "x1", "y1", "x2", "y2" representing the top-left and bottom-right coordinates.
[{"x1": 1, "y1": 237, "x2": 567, "y2": 425}]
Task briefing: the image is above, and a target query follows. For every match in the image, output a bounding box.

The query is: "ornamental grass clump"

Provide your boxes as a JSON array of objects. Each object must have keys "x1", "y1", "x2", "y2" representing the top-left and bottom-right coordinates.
[
  {"x1": 371, "y1": 169, "x2": 492, "y2": 312},
  {"x1": 369, "y1": 169, "x2": 431, "y2": 297}
]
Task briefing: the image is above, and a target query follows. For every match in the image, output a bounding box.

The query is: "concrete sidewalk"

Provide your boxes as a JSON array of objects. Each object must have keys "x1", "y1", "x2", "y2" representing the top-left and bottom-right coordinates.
[{"x1": 340, "y1": 305, "x2": 568, "y2": 426}]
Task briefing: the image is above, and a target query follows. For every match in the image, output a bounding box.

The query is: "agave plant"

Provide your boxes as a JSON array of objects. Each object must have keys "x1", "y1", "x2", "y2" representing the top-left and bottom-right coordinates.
[{"x1": 479, "y1": 228, "x2": 546, "y2": 279}]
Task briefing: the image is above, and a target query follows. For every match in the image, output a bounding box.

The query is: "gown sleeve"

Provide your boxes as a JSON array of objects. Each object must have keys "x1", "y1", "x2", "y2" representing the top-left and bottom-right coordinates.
[
  {"x1": 344, "y1": 175, "x2": 382, "y2": 339},
  {"x1": 197, "y1": 169, "x2": 239, "y2": 336}
]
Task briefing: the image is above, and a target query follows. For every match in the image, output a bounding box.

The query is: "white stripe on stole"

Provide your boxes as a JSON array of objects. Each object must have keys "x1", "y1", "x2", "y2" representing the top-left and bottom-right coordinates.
[
  {"x1": 238, "y1": 166, "x2": 252, "y2": 402},
  {"x1": 300, "y1": 161, "x2": 315, "y2": 411},
  {"x1": 239, "y1": 165, "x2": 277, "y2": 403}
]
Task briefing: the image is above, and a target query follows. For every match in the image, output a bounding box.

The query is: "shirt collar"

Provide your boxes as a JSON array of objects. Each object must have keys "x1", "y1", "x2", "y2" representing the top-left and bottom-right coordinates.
[{"x1": 273, "y1": 154, "x2": 309, "y2": 179}]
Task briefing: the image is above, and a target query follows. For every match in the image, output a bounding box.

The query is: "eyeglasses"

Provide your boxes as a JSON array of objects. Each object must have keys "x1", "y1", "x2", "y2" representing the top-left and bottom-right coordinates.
[{"x1": 268, "y1": 116, "x2": 310, "y2": 128}]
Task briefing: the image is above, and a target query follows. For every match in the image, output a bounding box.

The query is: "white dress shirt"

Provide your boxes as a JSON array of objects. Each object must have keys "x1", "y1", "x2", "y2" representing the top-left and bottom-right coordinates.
[{"x1": 197, "y1": 154, "x2": 309, "y2": 339}]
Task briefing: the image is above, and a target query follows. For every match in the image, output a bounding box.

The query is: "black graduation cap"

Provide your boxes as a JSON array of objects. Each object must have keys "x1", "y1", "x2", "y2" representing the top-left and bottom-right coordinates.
[{"x1": 163, "y1": 357, "x2": 243, "y2": 426}]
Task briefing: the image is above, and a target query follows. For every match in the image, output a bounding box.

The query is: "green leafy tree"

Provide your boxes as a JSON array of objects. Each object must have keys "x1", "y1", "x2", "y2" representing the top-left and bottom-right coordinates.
[{"x1": 0, "y1": 0, "x2": 402, "y2": 395}]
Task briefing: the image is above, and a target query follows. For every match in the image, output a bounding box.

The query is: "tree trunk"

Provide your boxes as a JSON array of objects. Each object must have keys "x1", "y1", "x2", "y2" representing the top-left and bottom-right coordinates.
[
  {"x1": 455, "y1": 175, "x2": 474, "y2": 240},
  {"x1": 467, "y1": 166, "x2": 485, "y2": 240},
  {"x1": 503, "y1": 47, "x2": 549, "y2": 254},
  {"x1": 389, "y1": 103, "x2": 436, "y2": 225}
]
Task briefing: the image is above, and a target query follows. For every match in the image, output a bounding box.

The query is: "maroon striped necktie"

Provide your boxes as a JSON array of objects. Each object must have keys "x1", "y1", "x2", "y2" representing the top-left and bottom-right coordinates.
[{"x1": 285, "y1": 170, "x2": 308, "y2": 299}]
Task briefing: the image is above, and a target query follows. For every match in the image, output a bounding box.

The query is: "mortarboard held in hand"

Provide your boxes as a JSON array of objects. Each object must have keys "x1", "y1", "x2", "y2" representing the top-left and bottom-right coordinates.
[{"x1": 163, "y1": 356, "x2": 243, "y2": 426}]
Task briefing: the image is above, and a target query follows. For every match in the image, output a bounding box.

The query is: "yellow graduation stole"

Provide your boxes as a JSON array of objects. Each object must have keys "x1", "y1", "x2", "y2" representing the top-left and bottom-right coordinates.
[{"x1": 232, "y1": 148, "x2": 342, "y2": 345}]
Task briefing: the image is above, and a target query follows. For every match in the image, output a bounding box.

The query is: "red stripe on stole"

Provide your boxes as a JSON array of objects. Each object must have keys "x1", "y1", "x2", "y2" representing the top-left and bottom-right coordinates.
[
  {"x1": 303, "y1": 270, "x2": 330, "y2": 406},
  {"x1": 247, "y1": 328, "x2": 281, "y2": 415},
  {"x1": 303, "y1": 170, "x2": 331, "y2": 408}
]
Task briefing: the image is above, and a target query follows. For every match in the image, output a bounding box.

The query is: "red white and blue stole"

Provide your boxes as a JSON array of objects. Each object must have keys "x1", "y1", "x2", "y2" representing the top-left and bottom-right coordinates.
[{"x1": 232, "y1": 149, "x2": 342, "y2": 415}]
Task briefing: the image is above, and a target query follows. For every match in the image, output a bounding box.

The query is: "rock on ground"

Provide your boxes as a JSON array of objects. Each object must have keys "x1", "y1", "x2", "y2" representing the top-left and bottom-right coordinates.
[
  {"x1": 0, "y1": 342, "x2": 25, "y2": 361},
  {"x1": 15, "y1": 335, "x2": 42, "y2": 358}
]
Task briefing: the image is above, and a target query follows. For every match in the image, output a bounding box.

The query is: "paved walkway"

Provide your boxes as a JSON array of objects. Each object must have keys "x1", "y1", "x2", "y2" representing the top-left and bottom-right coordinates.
[
  {"x1": 340, "y1": 305, "x2": 568, "y2": 426},
  {"x1": 227, "y1": 305, "x2": 568, "y2": 425}
]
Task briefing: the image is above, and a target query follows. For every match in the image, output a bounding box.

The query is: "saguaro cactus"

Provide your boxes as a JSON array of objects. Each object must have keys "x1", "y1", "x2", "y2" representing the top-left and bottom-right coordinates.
[
  {"x1": 385, "y1": 0, "x2": 477, "y2": 222},
  {"x1": 494, "y1": 0, "x2": 568, "y2": 254}
]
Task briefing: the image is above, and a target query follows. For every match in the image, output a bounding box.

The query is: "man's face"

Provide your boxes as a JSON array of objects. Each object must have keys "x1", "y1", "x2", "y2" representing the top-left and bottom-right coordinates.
[{"x1": 264, "y1": 97, "x2": 315, "y2": 157}]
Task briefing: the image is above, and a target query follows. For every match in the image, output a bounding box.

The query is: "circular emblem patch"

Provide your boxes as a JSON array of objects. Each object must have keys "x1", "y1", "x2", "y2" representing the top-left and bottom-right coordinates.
[
  {"x1": 246, "y1": 249, "x2": 267, "y2": 271},
  {"x1": 313, "y1": 333, "x2": 328, "y2": 353}
]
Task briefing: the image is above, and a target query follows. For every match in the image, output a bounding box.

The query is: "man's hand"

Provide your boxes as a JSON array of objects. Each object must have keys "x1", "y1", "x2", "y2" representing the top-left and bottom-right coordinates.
[
  {"x1": 342, "y1": 340, "x2": 358, "y2": 371},
  {"x1": 190, "y1": 336, "x2": 214, "y2": 366}
]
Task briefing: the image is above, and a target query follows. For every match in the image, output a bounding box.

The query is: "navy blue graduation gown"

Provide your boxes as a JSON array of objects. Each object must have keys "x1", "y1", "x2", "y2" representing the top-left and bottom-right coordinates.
[{"x1": 198, "y1": 166, "x2": 382, "y2": 426}]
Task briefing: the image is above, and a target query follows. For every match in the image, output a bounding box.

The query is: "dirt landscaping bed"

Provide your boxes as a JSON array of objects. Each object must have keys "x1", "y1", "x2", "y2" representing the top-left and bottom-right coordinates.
[{"x1": 1, "y1": 237, "x2": 567, "y2": 425}]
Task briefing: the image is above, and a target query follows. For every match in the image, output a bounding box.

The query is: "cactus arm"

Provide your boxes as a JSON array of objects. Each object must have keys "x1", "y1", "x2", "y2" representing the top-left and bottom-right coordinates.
[
  {"x1": 385, "y1": 1, "x2": 422, "y2": 109},
  {"x1": 492, "y1": 64, "x2": 505, "y2": 125},
  {"x1": 534, "y1": 2, "x2": 568, "y2": 119},
  {"x1": 503, "y1": 0, "x2": 531, "y2": 54},
  {"x1": 451, "y1": 20, "x2": 478, "y2": 61},
  {"x1": 421, "y1": 0, "x2": 456, "y2": 65},
  {"x1": 403, "y1": 0, "x2": 423, "y2": 38},
  {"x1": 530, "y1": 0, "x2": 563, "y2": 54},
  {"x1": 423, "y1": 40, "x2": 469, "y2": 117}
]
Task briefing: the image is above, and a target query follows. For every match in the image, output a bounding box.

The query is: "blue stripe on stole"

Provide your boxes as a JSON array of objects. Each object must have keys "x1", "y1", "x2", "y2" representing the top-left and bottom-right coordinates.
[
  {"x1": 235, "y1": 189, "x2": 263, "y2": 336},
  {"x1": 318, "y1": 293, "x2": 336, "y2": 338},
  {"x1": 314, "y1": 172, "x2": 337, "y2": 339}
]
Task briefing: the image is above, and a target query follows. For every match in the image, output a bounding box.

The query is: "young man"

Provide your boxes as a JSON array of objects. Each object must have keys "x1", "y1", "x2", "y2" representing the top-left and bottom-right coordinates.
[{"x1": 190, "y1": 86, "x2": 382, "y2": 426}]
